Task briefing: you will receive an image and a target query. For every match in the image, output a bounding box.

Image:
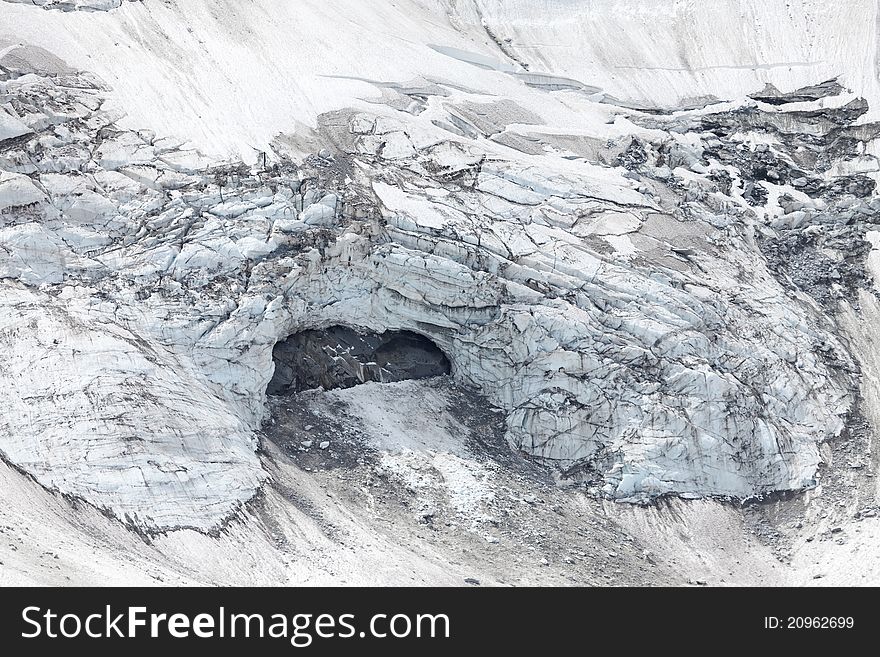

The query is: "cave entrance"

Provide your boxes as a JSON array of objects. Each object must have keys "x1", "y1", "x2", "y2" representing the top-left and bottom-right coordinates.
[{"x1": 267, "y1": 326, "x2": 451, "y2": 395}]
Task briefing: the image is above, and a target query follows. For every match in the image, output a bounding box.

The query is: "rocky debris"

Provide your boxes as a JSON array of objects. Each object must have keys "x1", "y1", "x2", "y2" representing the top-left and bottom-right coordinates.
[
  {"x1": 699, "y1": 112, "x2": 879, "y2": 201},
  {"x1": 750, "y1": 79, "x2": 845, "y2": 105},
  {"x1": 631, "y1": 82, "x2": 880, "y2": 317},
  {"x1": 759, "y1": 221, "x2": 875, "y2": 308},
  {"x1": 708, "y1": 169, "x2": 733, "y2": 196},
  {"x1": 614, "y1": 138, "x2": 649, "y2": 170},
  {"x1": 702, "y1": 97, "x2": 872, "y2": 143},
  {"x1": 742, "y1": 180, "x2": 768, "y2": 206}
]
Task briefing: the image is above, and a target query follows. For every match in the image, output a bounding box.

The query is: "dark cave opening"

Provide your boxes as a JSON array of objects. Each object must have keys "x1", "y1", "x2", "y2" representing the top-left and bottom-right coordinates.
[{"x1": 267, "y1": 326, "x2": 451, "y2": 395}]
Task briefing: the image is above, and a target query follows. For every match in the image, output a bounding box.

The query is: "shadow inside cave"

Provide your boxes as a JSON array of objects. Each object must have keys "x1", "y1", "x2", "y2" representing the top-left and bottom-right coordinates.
[{"x1": 267, "y1": 326, "x2": 451, "y2": 395}]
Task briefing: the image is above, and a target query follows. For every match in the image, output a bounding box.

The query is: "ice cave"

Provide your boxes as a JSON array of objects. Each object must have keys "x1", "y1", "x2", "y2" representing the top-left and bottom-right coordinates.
[{"x1": 267, "y1": 326, "x2": 452, "y2": 394}]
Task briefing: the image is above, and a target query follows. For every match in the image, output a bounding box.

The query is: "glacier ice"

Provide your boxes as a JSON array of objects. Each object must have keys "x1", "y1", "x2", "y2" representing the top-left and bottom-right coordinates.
[{"x1": 0, "y1": 0, "x2": 877, "y2": 533}]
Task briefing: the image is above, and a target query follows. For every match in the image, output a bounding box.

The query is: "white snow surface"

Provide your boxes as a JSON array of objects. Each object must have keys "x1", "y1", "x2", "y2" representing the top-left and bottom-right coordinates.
[{"x1": 2, "y1": 0, "x2": 878, "y2": 160}]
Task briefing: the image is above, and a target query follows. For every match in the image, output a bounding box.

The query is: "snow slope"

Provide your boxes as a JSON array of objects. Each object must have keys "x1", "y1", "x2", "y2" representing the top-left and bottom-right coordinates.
[
  {"x1": 2, "y1": 0, "x2": 877, "y2": 159},
  {"x1": 471, "y1": 0, "x2": 880, "y2": 111}
]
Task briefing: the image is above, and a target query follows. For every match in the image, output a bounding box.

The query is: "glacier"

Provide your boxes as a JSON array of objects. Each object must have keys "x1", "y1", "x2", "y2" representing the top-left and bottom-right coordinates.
[{"x1": 1, "y1": 0, "x2": 880, "y2": 586}]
